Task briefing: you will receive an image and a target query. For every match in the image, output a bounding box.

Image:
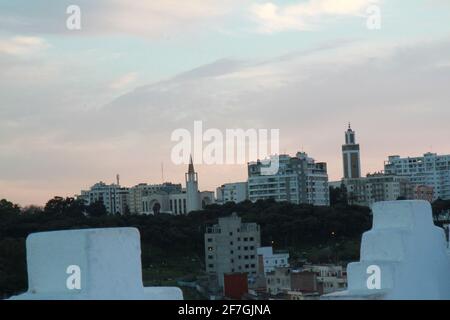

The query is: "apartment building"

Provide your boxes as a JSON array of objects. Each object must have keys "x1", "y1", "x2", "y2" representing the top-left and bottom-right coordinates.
[
  {"x1": 247, "y1": 152, "x2": 329, "y2": 206},
  {"x1": 79, "y1": 182, "x2": 129, "y2": 215},
  {"x1": 216, "y1": 182, "x2": 248, "y2": 204},
  {"x1": 384, "y1": 152, "x2": 450, "y2": 200},
  {"x1": 205, "y1": 213, "x2": 261, "y2": 287},
  {"x1": 343, "y1": 172, "x2": 414, "y2": 207}
]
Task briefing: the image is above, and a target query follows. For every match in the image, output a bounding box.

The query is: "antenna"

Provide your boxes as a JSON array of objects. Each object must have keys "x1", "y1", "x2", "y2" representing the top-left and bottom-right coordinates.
[
  {"x1": 116, "y1": 174, "x2": 120, "y2": 186},
  {"x1": 161, "y1": 163, "x2": 164, "y2": 183}
]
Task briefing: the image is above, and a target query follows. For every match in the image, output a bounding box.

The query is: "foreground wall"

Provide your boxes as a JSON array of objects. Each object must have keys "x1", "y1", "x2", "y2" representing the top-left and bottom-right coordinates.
[
  {"x1": 325, "y1": 200, "x2": 450, "y2": 300},
  {"x1": 9, "y1": 227, "x2": 183, "y2": 300}
]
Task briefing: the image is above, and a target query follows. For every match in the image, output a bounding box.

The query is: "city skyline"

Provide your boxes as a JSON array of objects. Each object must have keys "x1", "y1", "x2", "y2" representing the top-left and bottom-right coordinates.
[{"x1": 1, "y1": 0, "x2": 450, "y2": 206}]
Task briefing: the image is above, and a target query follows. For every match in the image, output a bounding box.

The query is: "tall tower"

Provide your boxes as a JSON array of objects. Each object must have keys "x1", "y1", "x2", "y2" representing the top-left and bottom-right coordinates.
[
  {"x1": 186, "y1": 156, "x2": 200, "y2": 213},
  {"x1": 342, "y1": 123, "x2": 361, "y2": 179}
]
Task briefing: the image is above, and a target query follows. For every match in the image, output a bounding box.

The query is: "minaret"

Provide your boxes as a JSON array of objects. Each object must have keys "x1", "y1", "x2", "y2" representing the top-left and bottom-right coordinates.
[
  {"x1": 185, "y1": 155, "x2": 200, "y2": 213},
  {"x1": 342, "y1": 123, "x2": 361, "y2": 179}
]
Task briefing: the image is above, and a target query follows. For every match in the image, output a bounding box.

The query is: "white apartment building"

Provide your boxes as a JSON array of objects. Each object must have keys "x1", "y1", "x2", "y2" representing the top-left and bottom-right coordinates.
[
  {"x1": 384, "y1": 152, "x2": 450, "y2": 201},
  {"x1": 257, "y1": 247, "x2": 290, "y2": 274},
  {"x1": 216, "y1": 182, "x2": 248, "y2": 204},
  {"x1": 79, "y1": 182, "x2": 129, "y2": 215},
  {"x1": 247, "y1": 152, "x2": 329, "y2": 206},
  {"x1": 343, "y1": 173, "x2": 414, "y2": 207},
  {"x1": 205, "y1": 213, "x2": 261, "y2": 287}
]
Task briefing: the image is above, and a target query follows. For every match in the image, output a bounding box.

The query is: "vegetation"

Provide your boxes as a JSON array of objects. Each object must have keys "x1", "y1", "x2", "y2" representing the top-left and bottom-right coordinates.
[{"x1": 2, "y1": 194, "x2": 447, "y2": 298}]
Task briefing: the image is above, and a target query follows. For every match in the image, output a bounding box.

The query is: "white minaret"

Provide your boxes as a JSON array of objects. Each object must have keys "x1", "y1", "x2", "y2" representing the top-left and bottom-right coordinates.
[
  {"x1": 342, "y1": 123, "x2": 361, "y2": 179},
  {"x1": 186, "y1": 156, "x2": 200, "y2": 213}
]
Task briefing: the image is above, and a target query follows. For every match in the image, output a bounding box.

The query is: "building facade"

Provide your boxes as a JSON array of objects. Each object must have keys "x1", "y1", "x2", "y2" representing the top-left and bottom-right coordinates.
[
  {"x1": 343, "y1": 173, "x2": 414, "y2": 207},
  {"x1": 128, "y1": 182, "x2": 183, "y2": 215},
  {"x1": 256, "y1": 247, "x2": 290, "y2": 274},
  {"x1": 79, "y1": 182, "x2": 129, "y2": 215},
  {"x1": 80, "y1": 159, "x2": 214, "y2": 216},
  {"x1": 247, "y1": 152, "x2": 329, "y2": 206},
  {"x1": 342, "y1": 124, "x2": 361, "y2": 179},
  {"x1": 384, "y1": 152, "x2": 450, "y2": 201},
  {"x1": 266, "y1": 267, "x2": 291, "y2": 296},
  {"x1": 129, "y1": 158, "x2": 214, "y2": 215},
  {"x1": 216, "y1": 182, "x2": 248, "y2": 204},
  {"x1": 302, "y1": 265, "x2": 347, "y2": 295},
  {"x1": 205, "y1": 214, "x2": 261, "y2": 287}
]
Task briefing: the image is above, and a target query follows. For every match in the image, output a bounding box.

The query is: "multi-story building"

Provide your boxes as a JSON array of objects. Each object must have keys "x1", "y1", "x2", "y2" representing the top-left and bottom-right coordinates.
[
  {"x1": 204, "y1": 213, "x2": 261, "y2": 287},
  {"x1": 384, "y1": 152, "x2": 450, "y2": 201},
  {"x1": 256, "y1": 247, "x2": 290, "y2": 274},
  {"x1": 343, "y1": 172, "x2": 414, "y2": 207},
  {"x1": 414, "y1": 185, "x2": 434, "y2": 203},
  {"x1": 128, "y1": 182, "x2": 182, "y2": 214},
  {"x1": 247, "y1": 152, "x2": 329, "y2": 206},
  {"x1": 342, "y1": 124, "x2": 361, "y2": 179},
  {"x1": 79, "y1": 182, "x2": 129, "y2": 215},
  {"x1": 302, "y1": 265, "x2": 347, "y2": 295},
  {"x1": 216, "y1": 182, "x2": 248, "y2": 204},
  {"x1": 266, "y1": 267, "x2": 291, "y2": 296}
]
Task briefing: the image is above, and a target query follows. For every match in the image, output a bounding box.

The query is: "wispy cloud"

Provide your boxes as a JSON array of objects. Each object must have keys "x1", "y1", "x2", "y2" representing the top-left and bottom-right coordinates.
[
  {"x1": 0, "y1": 36, "x2": 48, "y2": 55},
  {"x1": 110, "y1": 72, "x2": 138, "y2": 90},
  {"x1": 0, "y1": 0, "x2": 244, "y2": 38},
  {"x1": 250, "y1": 0, "x2": 379, "y2": 33}
]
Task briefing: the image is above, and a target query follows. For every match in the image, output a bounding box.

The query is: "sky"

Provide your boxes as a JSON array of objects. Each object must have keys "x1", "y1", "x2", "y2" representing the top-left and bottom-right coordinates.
[{"x1": 1, "y1": 0, "x2": 450, "y2": 206}]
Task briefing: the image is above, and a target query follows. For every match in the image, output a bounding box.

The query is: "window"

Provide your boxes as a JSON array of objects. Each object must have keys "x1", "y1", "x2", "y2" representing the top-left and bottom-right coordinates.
[
  {"x1": 208, "y1": 255, "x2": 213, "y2": 259},
  {"x1": 229, "y1": 232, "x2": 233, "y2": 236},
  {"x1": 244, "y1": 237, "x2": 248, "y2": 241},
  {"x1": 230, "y1": 250, "x2": 234, "y2": 254},
  {"x1": 207, "y1": 238, "x2": 212, "y2": 242},
  {"x1": 250, "y1": 237, "x2": 254, "y2": 241},
  {"x1": 237, "y1": 237, "x2": 241, "y2": 241},
  {"x1": 208, "y1": 264, "x2": 214, "y2": 268},
  {"x1": 208, "y1": 247, "x2": 213, "y2": 251},
  {"x1": 230, "y1": 241, "x2": 233, "y2": 245},
  {"x1": 251, "y1": 264, "x2": 255, "y2": 268}
]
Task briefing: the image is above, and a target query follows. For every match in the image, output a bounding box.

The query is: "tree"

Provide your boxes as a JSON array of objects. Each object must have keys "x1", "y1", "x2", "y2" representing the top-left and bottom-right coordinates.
[
  {"x1": 0, "y1": 199, "x2": 21, "y2": 218},
  {"x1": 329, "y1": 184, "x2": 348, "y2": 206},
  {"x1": 44, "y1": 197, "x2": 85, "y2": 217},
  {"x1": 86, "y1": 200, "x2": 107, "y2": 217}
]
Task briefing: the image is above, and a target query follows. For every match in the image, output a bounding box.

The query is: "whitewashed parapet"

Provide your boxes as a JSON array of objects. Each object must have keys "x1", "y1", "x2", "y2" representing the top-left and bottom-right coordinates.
[
  {"x1": 324, "y1": 200, "x2": 450, "y2": 300},
  {"x1": 9, "y1": 227, "x2": 183, "y2": 300}
]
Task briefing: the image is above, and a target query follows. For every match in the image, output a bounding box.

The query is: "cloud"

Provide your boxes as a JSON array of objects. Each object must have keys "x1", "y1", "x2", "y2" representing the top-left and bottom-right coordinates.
[
  {"x1": 110, "y1": 72, "x2": 138, "y2": 90},
  {"x1": 0, "y1": 0, "x2": 244, "y2": 38},
  {"x1": 250, "y1": 0, "x2": 379, "y2": 33},
  {"x1": 0, "y1": 36, "x2": 48, "y2": 55}
]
